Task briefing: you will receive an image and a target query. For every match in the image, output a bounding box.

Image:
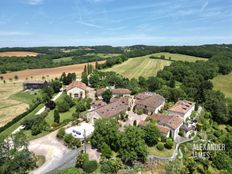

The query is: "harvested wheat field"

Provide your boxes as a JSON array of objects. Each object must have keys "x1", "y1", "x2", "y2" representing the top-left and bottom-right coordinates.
[
  {"x1": 0, "y1": 61, "x2": 105, "y2": 80},
  {"x1": 0, "y1": 81, "x2": 28, "y2": 127},
  {"x1": 0, "y1": 51, "x2": 39, "y2": 57}
]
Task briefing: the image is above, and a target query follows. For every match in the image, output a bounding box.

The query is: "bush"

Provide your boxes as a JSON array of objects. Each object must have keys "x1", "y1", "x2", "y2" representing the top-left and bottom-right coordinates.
[
  {"x1": 57, "y1": 101, "x2": 70, "y2": 113},
  {"x1": 83, "y1": 160, "x2": 98, "y2": 173},
  {"x1": 45, "y1": 100, "x2": 56, "y2": 110},
  {"x1": 57, "y1": 128, "x2": 65, "y2": 139},
  {"x1": 164, "y1": 138, "x2": 174, "y2": 149},
  {"x1": 156, "y1": 142, "x2": 164, "y2": 151},
  {"x1": 76, "y1": 152, "x2": 89, "y2": 168}
]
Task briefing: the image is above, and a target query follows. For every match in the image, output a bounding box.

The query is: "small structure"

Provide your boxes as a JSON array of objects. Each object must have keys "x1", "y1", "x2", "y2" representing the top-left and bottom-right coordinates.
[
  {"x1": 134, "y1": 93, "x2": 165, "y2": 115},
  {"x1": 65, "y1": 122, "x2": 94, "y2": 141},
  {"x1": 23, "y1": 80, "x2": 47, "y2": 90},
  {"x1": 168, "y1": 100, "x2": 195, "y2": 121},
  {"x1": 64, "y1": 81, "x2": 87, "y2": 98},
  {"x1": 96, "y1": 88, "x2": 131, "y2": 99},
  {"x1": 150, "y1": 114, "x2": 183, "y2": 140},
  {"x1": 86, "y1": 97, "x2": 129, "y2": 123}
]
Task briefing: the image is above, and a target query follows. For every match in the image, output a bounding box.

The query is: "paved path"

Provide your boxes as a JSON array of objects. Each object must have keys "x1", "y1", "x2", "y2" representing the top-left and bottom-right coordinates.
[{"x1": 29, "y1": 130, "x2": 80, "y2": 174}]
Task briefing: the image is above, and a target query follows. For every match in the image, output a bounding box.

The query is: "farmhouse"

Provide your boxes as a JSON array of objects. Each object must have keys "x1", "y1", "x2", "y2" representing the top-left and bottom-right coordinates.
[
  {"x1": 86, "y1": 97, "x2": 129, "y2": 123},
  {"x1": 64, "y1": 81, "x2": 87, "y2": 98},
  {"x1": 150, "y1": 114, "x2": 183, "y2": 140},
  {"x1": 134, "y1": 93, "x2": 165, "y2": 115},
  {"x1": 96, "y1": 88, "x2": 131, "y2": 99},
  {"x1": 23, "y1": 80, "x2": 47, "y2": 90},
  {"x1": 168, "y1": 100, "x2": 195, "y2": 121}
]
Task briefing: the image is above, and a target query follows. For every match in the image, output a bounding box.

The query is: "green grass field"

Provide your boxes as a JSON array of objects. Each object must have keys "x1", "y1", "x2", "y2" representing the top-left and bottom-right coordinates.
[
  {"x1": 52, "y1": 56, "x2": 73, "y2": 63},
  {"x1": 212, "y1": 72, "x2": 232, "y2": 98},
  {"x1": 103, "y1": 55, "x2": 171, "y2": 79},
  {"x1": 9, "y1": 90, "x2": 42, "y2": 104},
  {"x1": 152, "y1": 52, "x2": 207, "y2": 62}
]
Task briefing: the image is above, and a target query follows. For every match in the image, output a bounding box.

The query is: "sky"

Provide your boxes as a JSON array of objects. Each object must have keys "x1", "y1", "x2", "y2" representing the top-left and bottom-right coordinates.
[{"x1": 0, "y1": 0, "x2": 232, "y2": 47}]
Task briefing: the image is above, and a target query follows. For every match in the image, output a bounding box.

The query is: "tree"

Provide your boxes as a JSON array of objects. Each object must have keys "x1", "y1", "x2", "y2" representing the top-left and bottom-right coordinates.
[
  {"x1": 45, "y1": 100, "x2": 56, "y2": 110},
  {"x1": 50, "y1": 80, "x2": 62, "y2": 93},
  {"x1": 156, "y1": 142, "x2": 164, "y2": 151},
  {"x1": 100, "y1": 143, "x2": 112, "y2": 158},
  {"x1": 91, "y1": 118, "x2": 119, "y2": 151},
  {"x1": 164, "y1": 138, "x2": 174, "y2": 149},
  {"x1": 147, "y1": 77, "x2": 164, "y2": 91},
  {"x1": 143, "y1": 123, "x2": 161, "y2": 146},
  {"x1": 81, "y1": 72, "x2": 88, "y2": 85},
  {"x1": 76, "y1": 152, "x2": 89, "y2": 168},
  {"x1": 0, "y1": 132, "x2": 36, "y2": 174},
  {"x1": 83, "y1": 160, "x2": 98, "y2": 173},
  {"x1": 54, "y1": 110, "x2": 60, "y2": 123},
  {"x1": 100, "y1": 158, "x2": 123, "y2": 174},
  {"x1": 169, "y1": 77, "x2": 175, "y2": 88},
  {"x1": 102, "y1": 89, "x2": 112, "y2": 103},
  {"x1": 118, "y1": 126, "x2": 148, "y2": 164}
]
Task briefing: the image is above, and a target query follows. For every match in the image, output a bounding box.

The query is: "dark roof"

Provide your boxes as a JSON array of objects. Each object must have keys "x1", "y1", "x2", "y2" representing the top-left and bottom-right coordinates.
[
  {"x1": 135, "y1": 94, "x2": 165, "y2": 109},
  {"x1": 96, "y1": 88, "x2": 131, "y2": 96},
  {"x1": 23, "y1": 80, "x2": 46, "y2": 84}
]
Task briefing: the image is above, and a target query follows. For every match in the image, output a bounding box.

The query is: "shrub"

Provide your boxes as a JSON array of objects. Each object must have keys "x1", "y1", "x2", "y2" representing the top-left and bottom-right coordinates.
[
  {"x1": 83, "y1": 160, "x2": 98, "y2": 173},
  {"x1": 57, "y1": 128, "x2": 65, "y2": 139},
  {"x1": 76, "y1": 152, "x2": 89, "y2": 168},
  {"x1": 57, "y1": 101, "x2": 70, "y2": 113},
  {"x1": 45, "y1": 100, "x2": 56, "y2": 110},
  {"x1": 165, "y1": 138, "x2": 174, "y2": 149},
  {"x1": 157, "y1": 142, "x2": 164, "y2": 151},
  {"x1": 101, "y1": 143, "x2": 112, "y2": 158}
]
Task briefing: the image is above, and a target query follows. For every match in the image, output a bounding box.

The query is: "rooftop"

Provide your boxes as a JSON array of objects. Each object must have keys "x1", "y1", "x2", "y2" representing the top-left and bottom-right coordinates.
[
  {"x1": 151, "y1": 114, "x2": 183, "y2": 130},
  {"x1": 135, "y1": 94, "x2": 165, "y2": 109},
  {"x1": 96, "y1": 88, "x2": 131, "y2": 96},
  {"x1": 168, "y1": 100, "x2": 194, "y2": 114},
  {"x1": 95, "y1": 97, "x2": 129, "y2": 118},
  {"x1": 64, "y1": 81, "x2": 87, "y2": 91},
  {"x1": 23, "y1": 80, "x2": 46, "y2": 84}
]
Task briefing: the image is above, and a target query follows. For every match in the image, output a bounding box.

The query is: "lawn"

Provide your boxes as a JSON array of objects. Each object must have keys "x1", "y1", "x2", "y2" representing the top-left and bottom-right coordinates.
[
  {"x1": 103, "y1": 56, "x2": 171, "y2": 79},
  {"x1": 9, "y1": 90, "x2": 42, "y2": 105},
  {"x1": 0, "y1": 104, "x2": 44, "y2": 142},
  {"x1": 148, "y1": 145, "x2": 175, "y2": 157},
  {"x1": 152, "y1": 52, "x2": 207, "y2": 62},
  {"x1": 212, "y1": 72, "x2": 232, "y2": 98},
  {"x1": 45, "y1": 107, "x2": 75, "y2": 125}
]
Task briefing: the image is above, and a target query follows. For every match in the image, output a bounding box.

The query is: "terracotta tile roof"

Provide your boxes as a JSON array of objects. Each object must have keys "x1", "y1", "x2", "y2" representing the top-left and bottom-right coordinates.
[
  {"x1": 112, "y1": 88, "x2": 131, "y2": 95},
  {"x1": 151, "y1": 114, "x2": 183, "y2": 130},
  {"x1": 23, "y1": 80, "x2": 46, "y2": 84},
  {"x1": 135, "y1": 94, "x2": 165, "y2": 109},
  {"x1": 156, "y1": 124, "x2": 171, "y2": 134},
  {"x1": 95, "y1": 98, "x2": 129, "y2": 118},
  {"x1": 96, "y1": 88, "x2": 131, "y2": 96},
  {"x1": 64, "y1": 81, "x2": 87, "y2": 91},
  {"x1": 168, "y1": 100, "x2": 194, "y2": 114},
  {"x1": 92, "y1": 100, "x2": 107, "y2": 109},
  {"x1": 135, "y1": 92, "x2": 153, "y2": 100}
]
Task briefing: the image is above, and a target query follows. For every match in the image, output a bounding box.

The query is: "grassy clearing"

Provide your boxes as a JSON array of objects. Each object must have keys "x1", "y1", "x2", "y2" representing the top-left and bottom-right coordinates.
[
  {"x1": 86, "y1": 53, "x2": 120, "y2": 58},
  {"x1": 9, "y1": 90, "x2": 42, "y2": 105},
  {"x1": 152, "y1": 52, "x2": 207, "y2": 62},
  {"x1": 212, "y1": 72, "x2": 232, "y2": 99},
  {"x1": 0, "y1": 81, "x2": 29, "y2": 127},
  {"x1": 52, "y1": 56, "x2": 73, "y2": 63},
  {"x1": 148, "y1": 145, "x2": 175, "y2": 157},
  {"x1": 0, "y1": 104, "x2": 44, "y2": 141},
  {"x1": 103, "y1": 56, "x2": 171, "y2": 79}
]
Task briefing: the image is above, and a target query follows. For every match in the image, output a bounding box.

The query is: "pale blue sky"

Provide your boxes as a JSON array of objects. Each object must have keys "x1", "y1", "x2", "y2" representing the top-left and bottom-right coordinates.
[{"x1": 0, "y1": 0, "x2": 231, "y2": 47}]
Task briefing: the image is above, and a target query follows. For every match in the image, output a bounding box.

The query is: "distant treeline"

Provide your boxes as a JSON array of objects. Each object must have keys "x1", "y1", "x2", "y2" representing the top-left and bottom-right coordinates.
[{"x1": 1, "y1": 44, "x2": 232, "y2": 73}]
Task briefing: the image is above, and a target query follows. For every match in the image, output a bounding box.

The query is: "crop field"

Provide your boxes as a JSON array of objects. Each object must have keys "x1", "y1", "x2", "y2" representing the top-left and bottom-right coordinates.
[
  {"x1": 151, "y1": 52, "x2": 207, "y2": 62},
  {"x1": 0, "y1": 60, "x2": 105, "y2": 80},
  {"x1": 0, "y1": 51, "x2": 39, "y2": 57},
  {"x1": 103, "y1": 55, "x2": 171, "y2": 79},
  {"x1": 212, "y1": 72, "x2": 232, "y2": 98},
  {"x1": 0, "y1": 81, "x2": 28, "y2": 127}
]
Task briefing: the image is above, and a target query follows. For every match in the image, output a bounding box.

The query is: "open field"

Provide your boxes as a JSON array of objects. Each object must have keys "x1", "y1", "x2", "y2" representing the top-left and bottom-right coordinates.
[
  {"x1": 86, "y1": 53, "x2": 120, "y2": 58},
  {"x1": 0, "y1": 51, "x2": 39, "y2": 57},
  {"x1": 52, "y1": 56, "x2": 73, "y2": 63},
  {"x1": 103, "y1": 56, "x2": 171, "y2": 79},
  {"x1": 0, "y1": 82, "x2": 28, "y2": 127},
  {"x1": 152, "y1": 52, "x2": 207, "y2": 62},
  {"x1": 0, "y1": 60, "x2": 105, "y2": 80},
  {"x1": 212, "y1": 72, "x2": 232, "y2": 98}
]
